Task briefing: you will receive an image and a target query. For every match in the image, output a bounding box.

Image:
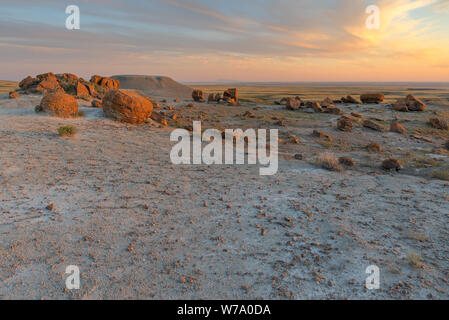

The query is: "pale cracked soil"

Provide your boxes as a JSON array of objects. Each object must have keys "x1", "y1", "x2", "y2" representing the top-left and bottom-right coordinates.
[{"x1": 0, "y1": 94, "x2": 448, "y2": 299}]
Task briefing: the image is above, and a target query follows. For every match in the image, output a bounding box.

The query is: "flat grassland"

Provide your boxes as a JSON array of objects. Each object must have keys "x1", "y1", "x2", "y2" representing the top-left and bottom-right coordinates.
[
  {"x1": 0, "y1": 81, "x2": 18, "y2": 94},
  {"x1": 191, "y1": 82, "x2": 449, "y2": 105}
]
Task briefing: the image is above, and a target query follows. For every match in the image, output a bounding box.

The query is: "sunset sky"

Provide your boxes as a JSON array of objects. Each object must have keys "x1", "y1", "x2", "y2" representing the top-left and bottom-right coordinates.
[{"x1": 1, "y1": 0, "x2": 448, "y2": 82}]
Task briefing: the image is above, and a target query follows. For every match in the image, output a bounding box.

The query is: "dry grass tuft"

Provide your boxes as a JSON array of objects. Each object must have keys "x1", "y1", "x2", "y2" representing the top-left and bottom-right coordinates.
[
  {"x1": 431, "y1": 169, "x2": 449, "y2": 181},
  {"x1": 406, "y1": 251, "x2": 424, "y2": 269},
  {"x1": 316, "y1": 152, "x2": 343, "y2": 172}
]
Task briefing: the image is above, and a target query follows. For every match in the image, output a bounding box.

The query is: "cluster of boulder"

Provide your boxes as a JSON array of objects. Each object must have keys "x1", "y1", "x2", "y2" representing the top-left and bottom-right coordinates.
[
  {"x1": 12, "y1": 72, "x2": 120, "y2": 100},
  {"x1": 18, "y1": 72, "x2": 162, "y2": 125},
  {"x1": 279, "y1": 93, "x2": 386, "y2": 108},
  {"x1": 192, "y1": 88, "x2": 239, "y2": 106},
  {"x1": 282, "y1": 97, "x2": 343, "y2": 114},
  {"x1": 392, "y1": 95, "x2": 426, "y2": 112},
  {"x1": 36, "y1": 88, "x2": 156, "y2": 125}
]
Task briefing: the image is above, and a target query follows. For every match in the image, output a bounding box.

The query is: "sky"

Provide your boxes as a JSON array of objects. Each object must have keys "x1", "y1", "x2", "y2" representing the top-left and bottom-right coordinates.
[{"x1": 0, "y1": 0, "x2": 448, "y2": 82}]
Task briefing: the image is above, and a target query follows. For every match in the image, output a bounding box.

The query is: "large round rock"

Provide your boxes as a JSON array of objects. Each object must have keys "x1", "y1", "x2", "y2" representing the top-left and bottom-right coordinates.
[
  {"x1": 40, "y1": 92, "x2": 79, "y2": 118},
  {"x1": 102, "y1": 90, "x2": 153, "y2": 124}
]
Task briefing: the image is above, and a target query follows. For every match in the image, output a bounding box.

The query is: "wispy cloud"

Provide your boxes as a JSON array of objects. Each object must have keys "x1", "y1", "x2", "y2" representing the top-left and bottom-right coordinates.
[{"x1": 0, "y1": 0, "x2": 447, "y2": 81}]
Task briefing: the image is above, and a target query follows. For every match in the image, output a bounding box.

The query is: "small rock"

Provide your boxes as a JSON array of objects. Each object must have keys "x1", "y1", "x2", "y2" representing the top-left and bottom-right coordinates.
[
  {"x1": 286, "y1": 98, "x2": 300, "y2": 110},
  {"x1": 339, "y1": 157, "x2": 355, "y2": 167},
  {"x1": 9, "y1": 91, "x2": 20, "y2": 99},
  {"x1": 312, "y1": 130, "x2": 333, "y2": 142},
  {"x1": 363, "y1": 119, "x2": 384, "y2": 132},
  {"x1": 367, "y1": 143, "x2": 382, "y2": 152},
  {"x1": 311, "y1": 102, "x2": 323, "y2": 113},
  {"x1": 390, "y1": 122, "x2": 406, "y2": 134},
  {"x1": 429, "y1": 118, "x2": 448, "y2": 130},
  {"x1": 192, "y1": 90, "x2": 204, "y2": 102},
  {"x1": 382, "y1": 158, "x2": 401, "y2": 171},
  {"x1": 360, "y1": 93, "x2": 384, "y2": 104},
  {"x1": 337, "y1": 117, "x2": 353, "y2": 132},
  {"x1": 91, "y1": 99, "x2": 102, "y2": 108}
]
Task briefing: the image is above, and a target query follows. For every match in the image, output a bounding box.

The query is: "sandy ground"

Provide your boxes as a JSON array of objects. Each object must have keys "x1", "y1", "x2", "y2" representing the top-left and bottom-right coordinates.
[{"x1": 0, "y1": 94, "x2": 448, "y2": 300}]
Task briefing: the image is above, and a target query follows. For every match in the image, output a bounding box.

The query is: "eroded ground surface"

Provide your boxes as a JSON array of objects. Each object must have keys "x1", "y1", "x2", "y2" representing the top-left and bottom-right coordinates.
[{"x1": 1, "y1": 94, "x2": 448, "y2": 299}]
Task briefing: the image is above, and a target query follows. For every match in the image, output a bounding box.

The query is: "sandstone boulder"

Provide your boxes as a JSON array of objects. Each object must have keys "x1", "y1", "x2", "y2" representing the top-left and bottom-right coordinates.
[
  {"x1": 405, "y1": 95, "x2": 426, "y2": 111},
  {"x1": 393, "y1": 100, "x2": 408, "y2": 112},
  {"x1": 35, "y1": 79, "x2": 62, "y2": 94},
  {"x1": 9, "y1": 91, "x2": 19, "y2": 99},
  {"x1": 19, "y1": 76, "x2": 36, "y2": 90},
  {"x1": 323, "y1": 105, "x2": 342, "y2": 114},
  {"x1": 429, "y1": 118, "x2": 448, "y2": 130},
  {"x1": 227, "y1": 98, "x2": 238, "y2": 106},
  {"x1": 382, "y1": 158, "x2": 401, "y2": 171},
  {"x1": 363, "y1": 119, "x2": 384, "y2": 131},
  {"x1": 56, "y1": 73, "x2": 78, "y2": 81},
  {"x1": 102, "y1": 90, "x2": 153, "y2": 124},
  {"x1": 223, "y1": 88, "x2": 238, "y2": 102},
  {"x1": 343, "y1": 96, "x2": 361, "y2": 104},
  {"x1": 76, "y1": 81, "x2": 90, "y2": 98},
  {"x1": 367, "y1": 143, "x2": 382, "y2": 152},
  {"x1": 360, "y1": 93, "x2": 384, "y2": 104},
  {"x1": 192, "y1": 90, "x2": 205, "y2": 102},
  {"x1": 36, "y1": 72, "x2": 58, "y2": 82},
  {"x1": 337, "y1": 117, "x2": 353, "y2": 132},
  {"x1": 312, "y1": 130, "x2": 333, "y2": 142},
  {"x1": 90, "y1": 75, "x2": 120, "y2": 90},
  {"x1": 339, "y1": 157, "x2": 355, "y2": 167},
  {"x1": 208, "y1": 93, "x2": 217, "y2": 102},
  {"x1": 91, "y1": 99, "x2": 102, "y2": 108},
  {"x1": 311, "y1": 102, "x2": 323, "y2": 112},
  {"x1": 390, "y1": 122, "x2": 406, "y2": 134},
  {"x1": 321, "y1": 97, "x2": 333, "y2": 107},
  {"x1": 286, "y1": 98, "x2": 300, "y2": 110},
  {"x1": 90, "y1": 75, "x2": 103, "y2": 85},
  {"x1": 100, "y1": 77, "x2": 120, "y2": 90},
  {"x1": 84, "y1": 83, "x2": 96, "y2": 96},
  {"x1": 340, "y1": 114, "x2": 360, "y2": 122},
  {"x1": 40, "y1": 92, "x2": 79, "y2": 118},
  {"x1": 150, "y1": 110, "x2": 165, "y2": 124}
]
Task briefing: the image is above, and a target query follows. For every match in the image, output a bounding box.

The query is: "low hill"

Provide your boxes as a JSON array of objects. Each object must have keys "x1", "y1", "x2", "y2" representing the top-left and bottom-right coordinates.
[{"x1": 111, "y1": 75, "x2": 193, "y2": 99}]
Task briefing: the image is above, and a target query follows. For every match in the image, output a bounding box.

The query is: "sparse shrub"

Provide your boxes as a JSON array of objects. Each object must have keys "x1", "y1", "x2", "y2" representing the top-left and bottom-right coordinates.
[
  {"x1": 431, "y1": 169, "x2": 449, "y2": 181},
  {"x1": 77, "y1": 110, "x2": 86, "y2": 117},
  {"x1": 59, "y1": 79, "x2": 78, "y2": 95},
  {"x1": 405, "y1": 232, "x2": 429, "y2": 242},
  {"x1": 93, "y1": 83, "x2": 107, "y2": 96},
  {"x1": 58, "y1": 125, "x2": 77, "y2": 137},
  {"x1": 35, "y1": 104, "x2": 43, "y2": 113},
  {"x1": 406, "y1": 251, "x2": 423, "y2": 269},
  {"x1": 316, "y1": 152, "x2": 343, "y2": 172}
]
